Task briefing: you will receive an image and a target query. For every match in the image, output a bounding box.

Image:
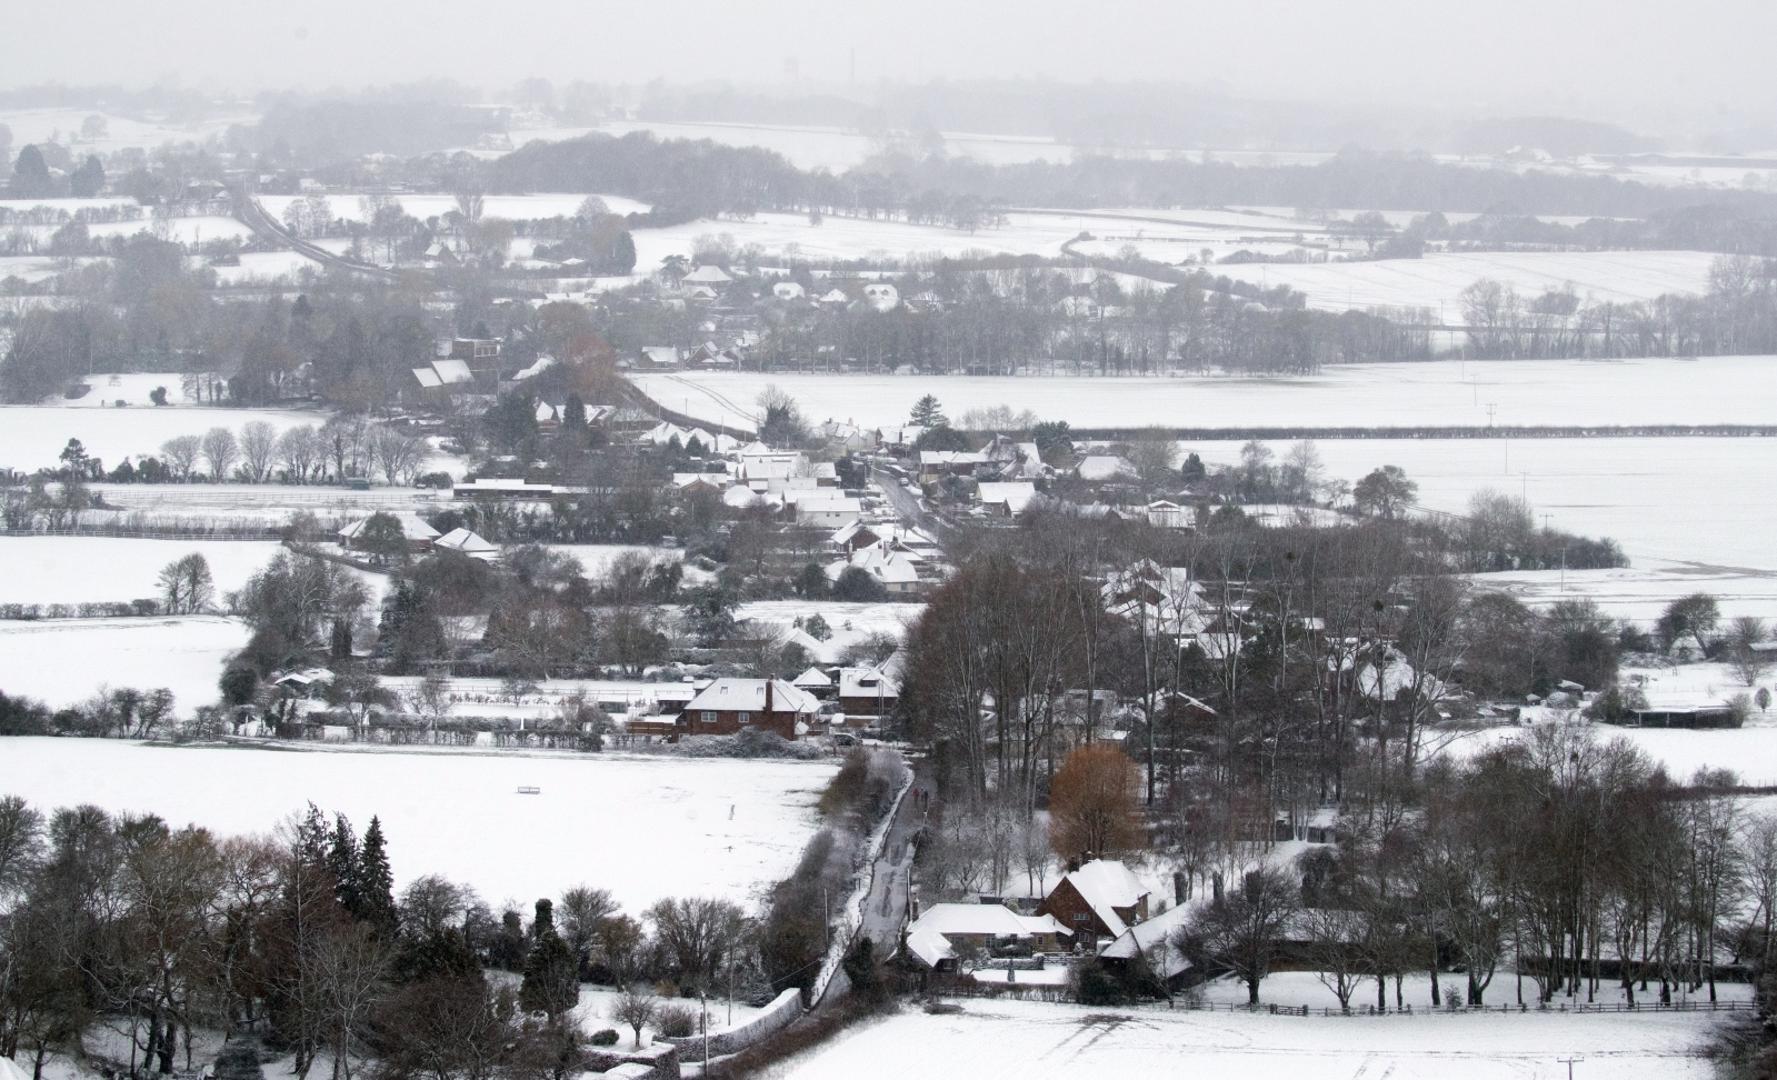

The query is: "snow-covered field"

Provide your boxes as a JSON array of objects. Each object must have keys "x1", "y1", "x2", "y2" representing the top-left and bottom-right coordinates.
[
  {"x1": 736, "y1": 600, "x2": 922, "y2": 663},
  {"x1": 0, "y1": 737, "x2": 836, "y2": 914},
  {"x1": 771, "y1": 994, "x2": 1730, "y2": 1079},
  {"x1": 636, "y1": 355, "x2": 1777, "y2": 432},
  {"x1": 1212, "y1": 249, "x2": 1717, "y2": 313},
  {"x1": 0, "y1": 615, "x2": 249, "y2": 708},
  {"x1": 0, "y1": 107, "x2": 253, "y2": 154},
  {"x1": 0, "y1": 537, "x2": 284, "y2": 605},
  {"x1": 1451, "y1": 718, "x2": 1777, "y2": 787},
  {"x1": 1185, "y1": 435, "x2": 1777, "y2": 573},
  {"x1": 0, "y1": 402, "x2": 324, "y2": 471},
  {"x1": 1471, "y1": 563, "x2": 1777, "y2": 625}
]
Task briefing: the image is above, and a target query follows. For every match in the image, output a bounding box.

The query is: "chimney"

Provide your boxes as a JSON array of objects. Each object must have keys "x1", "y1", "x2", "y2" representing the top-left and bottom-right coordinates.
[{"x1": 764, "y1": 678, "x2": 774, "y2": 715}]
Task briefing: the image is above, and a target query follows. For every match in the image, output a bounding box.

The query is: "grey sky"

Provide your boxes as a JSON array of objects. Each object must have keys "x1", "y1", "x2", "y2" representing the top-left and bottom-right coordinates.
[{"x1": 5, "y1": 0, "x2": 1773, "y2": 130}]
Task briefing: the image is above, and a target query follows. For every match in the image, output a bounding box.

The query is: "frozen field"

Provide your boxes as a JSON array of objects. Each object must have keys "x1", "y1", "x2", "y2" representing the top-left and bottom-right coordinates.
[
  {"x1": 1450, "y1": 718, "x2": 1777, "y2": 787},
  {"x1": 1186, "y1": 435, "x2": 1777, "y2": 572},
  {"x1": 0, "y1": 615, "x2": 249, "y2": 708},
  {"x1": 1212, "y1": 249, "x2": 1717, "y2": 312},
  {"x1": 0, "y1": 107, "x2": 253, "y2": 154},
  {"x1": 0, "y1": 737, "x2": 836, "y2": 914},
  {"x1": 771, "y1": 995, "x2": 1728, "y2": 1080},
  {"x1": 0, "y1": 402, "x2": 324, "y2": 471},
  {"x1": 0, "y1": 537, "x2": 285, "y2": 605},
  {"x1": 636, "y1": 355, "x2": 1777, "y2": 432}
]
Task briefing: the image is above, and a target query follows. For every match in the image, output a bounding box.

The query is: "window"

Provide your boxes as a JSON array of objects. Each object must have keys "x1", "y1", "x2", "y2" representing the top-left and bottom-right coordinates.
[
  {"x1": 700, "y1": 711, "x2": 718, "y2": 725},
  {"x1": 736, "y1": 712, "x2": 752, "y2": 725},
  {"x1": 1072, "y1": 912, "x2": 1088, "y2": 923}
]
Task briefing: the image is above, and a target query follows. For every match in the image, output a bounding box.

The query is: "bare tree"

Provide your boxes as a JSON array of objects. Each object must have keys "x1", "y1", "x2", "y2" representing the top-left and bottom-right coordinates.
[
  {"x1": 1728, "y1": 616, "x2": 1771, "y2": 686},
  {"x1": 157, "y1": 552, "x2": 214, "y2": 614},
  {"x1": 1175, "y1": 866, "x2": 1301, "y2": 1005},
  {"x1": 371, "y1": 427, "x2": 427, "y2": 486},
  {"x1": 200, "y1": 427, "x2": 239, "y2": 482},
  {"x1": 611, "y1": 984, "x2": 657, "y2": 1048},
  {"x1": 278, "y1": 425, "x2": 322, "y2": 483},
  {"x1": 240, "y1": 421, "x2": 278, "y2": 483},
  {"x1": 160, "y1": 435, "x2": 201, "y2": 481},
  {"x1": 305, "y1": 923, "x2": 391, "y2": 1080}
]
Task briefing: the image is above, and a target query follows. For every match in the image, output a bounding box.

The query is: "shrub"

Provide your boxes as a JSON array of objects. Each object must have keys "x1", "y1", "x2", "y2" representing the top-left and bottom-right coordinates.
[
  {"x1": 655, "y1": 1004, "x2": 699, "y2": 1038},
  {"x1": 588, "y1": 1029, "x2": 619, "y2": 1047},
  {"x1": 414, "y1": 471, "x2": 454, "y2": 489}
]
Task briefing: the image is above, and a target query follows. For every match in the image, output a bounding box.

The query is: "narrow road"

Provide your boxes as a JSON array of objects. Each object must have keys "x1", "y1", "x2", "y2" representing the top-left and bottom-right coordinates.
[{"x1": 228, "y1": 186, "x2": 401, "y2": 281}]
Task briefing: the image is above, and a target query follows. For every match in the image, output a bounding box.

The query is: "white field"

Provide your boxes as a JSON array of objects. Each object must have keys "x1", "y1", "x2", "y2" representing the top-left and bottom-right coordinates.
[
  {"x1": 205, "y1": 250, "x2": 324, "y2": 285},
  {"x1": 0, "y1": 107, "x2": 254, "y2": 154},
  {"x1": 635, "y1": 355, "x2": 1777, "y2": 431},
  {"x1": 256, "y1": 192, "x2": 652, "y2": 224},
  {"x1": 1192, "y1": 970, "x2": 1751, "y2": 1011},
  {"x1": 0, "y1": 403, "x2": 324, "y2": 472},
  {"x1": 1449, "y1": 719, "x2": 1777, "y2": 787},
  {"x1": 0, "y1": 537, "x2": 285, "y2": 605},
  {"x1": 0, "y1": 615, "x2": 249, "y2": 707},
  {"x1": 0, "y1": 256, "x2": 100, "y2": 284},
  {"x1": 0, "y1": 737, "x2": 836, "y2": 914},
  {"x1": 735, "y1": 600, "x2": 922, "y2": 663},
  {"x1": 1211, "y1": 249, "x2": 1717, "y2": 313},
  {"x1": 85, "y1": 215, "x2": 254, "y2": 245},
  {"x1": 1470, "y1": 564, "x2": 1777, "y2": 625},
  {"x1": 1184, "y1": 435, "x2": 1777, "y2": 573},
  {"x1": 772, "y1": 994, "x2": 1728, "y2": 1080}
]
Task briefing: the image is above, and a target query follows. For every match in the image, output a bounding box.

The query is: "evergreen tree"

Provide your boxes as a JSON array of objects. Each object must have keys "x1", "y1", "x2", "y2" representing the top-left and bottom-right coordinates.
[
  {"x1": 1181, "y1": 452, "x2": 1206, "y2": 482},
  {"x1": 357, "y1": 815, "x2": 398, "y2": 934},
  {"x1": 520, "y1": 899, "x2": 579, "y2": 1019},
  {"x1": 69, "y1": 155, "x2": 105, "y2": 198},
  {"x1": 490, "y1": 908, "x2": 527, "y2": 970},
  {"x1": 562, "y1": 393, "x2": 587, "y2": 435},
  {"x1": 612, "y1": 231, "x2": 637, "y2": 274},
  {"x1": 328, "y1": 813, "x2": 361, "y2": 916},
  {"x1": 11, "y1": 145, "x2": 53, "y2": 198},
  {"x1": 909, "y1": 394, "x2": 946, "y2": 427}
]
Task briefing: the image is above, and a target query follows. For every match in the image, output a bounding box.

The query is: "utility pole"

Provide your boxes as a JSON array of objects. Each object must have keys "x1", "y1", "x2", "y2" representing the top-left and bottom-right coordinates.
[{"x1": 1557, "y1": 1056, "x2": 1582, "y2": 1080}]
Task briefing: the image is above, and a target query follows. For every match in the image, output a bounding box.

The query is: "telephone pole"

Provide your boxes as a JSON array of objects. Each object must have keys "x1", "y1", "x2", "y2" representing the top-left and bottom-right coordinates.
[{"x1": 1558, "y1": 1056, "x2": 1583, "y2": 1079}]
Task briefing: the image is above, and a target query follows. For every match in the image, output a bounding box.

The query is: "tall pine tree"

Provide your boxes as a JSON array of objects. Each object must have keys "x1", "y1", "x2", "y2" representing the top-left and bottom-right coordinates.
[
  {"x1": 328, "y1": 813, "x2": 361, "y2": 917},
  {"x1": 520, "y1": 899, "x2": 579, "y2": 1019},
  {"x1": 357, "y1": 816, "x2": 397, "y2": 934}
]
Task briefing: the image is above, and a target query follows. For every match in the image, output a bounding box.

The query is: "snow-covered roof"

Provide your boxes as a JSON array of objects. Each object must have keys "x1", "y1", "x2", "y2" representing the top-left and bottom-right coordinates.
[
  {"x1": 411, "y1": 366, "x2": 444, "y2": 389},
  {"x1": 903, "y1": 927, "x2": 956, "y2": 969},
  {"x1": 1076, "y1": 455, "x2": 1139, "y2": 482},
  {"x1": 838, "y1": 666, "x2": 899, "y2": 700},
  {"x1": 978, "y1": 481, "x2": 1038, "y2": 514},
  {"x1": 509, "y1": 355, "x2": 556, "y2": 381},
  {"x1": 1100, "y1": 899, "x2": 1196, "y2": 978},
  {"x1": 907, "y1": 903, "x2": 1073, "y2": 941},
  {"x1": 683, "y1": 264, "x2": 734, "y2": 284},
  {"x1": 434, "y1": 527, "x2": 497, "y2": 554},
  {"x1": 1060, "y1": 860, "x2": 1149, "y2": 938},
  {"x1": 792, "y1": 666, "x2": 833, "y2": 688},
  {"x1": 337, "y1": 511, "x2": 441, "y2": 542},
  {"x1": 430, "y1": 358, "x2": 475, "y2": 385},
  {"x1": 920, "y1": 450, "x2": 986, "y2": 467},
  {"x1": 683, "y1": 678, "x2": 819, "y2": 715},
  {"x1": 642, "y1": 345, "x2": 680, "y2": 366}
]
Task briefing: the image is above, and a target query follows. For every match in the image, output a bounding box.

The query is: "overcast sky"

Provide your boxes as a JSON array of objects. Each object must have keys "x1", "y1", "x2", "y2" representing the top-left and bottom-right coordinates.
[{"x1": 5, "y1": 0, "x2": 1773, "y2": 130}]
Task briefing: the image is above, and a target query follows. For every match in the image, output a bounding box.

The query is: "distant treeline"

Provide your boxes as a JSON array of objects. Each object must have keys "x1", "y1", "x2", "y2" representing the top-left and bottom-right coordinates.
[{"x1": 486, "y1": 132, "x2": 1777, "y2": 226}]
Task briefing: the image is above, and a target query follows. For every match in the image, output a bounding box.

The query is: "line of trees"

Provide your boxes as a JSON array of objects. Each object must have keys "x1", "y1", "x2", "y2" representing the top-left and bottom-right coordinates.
[{"x1": 0, "y1": 797, "x2": 760, "y2": 1080}]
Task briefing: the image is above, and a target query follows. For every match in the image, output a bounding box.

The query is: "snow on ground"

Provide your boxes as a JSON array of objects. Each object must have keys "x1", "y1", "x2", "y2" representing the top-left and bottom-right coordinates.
[
  {"x1": 0, "y1": 537, "x2": 285, "y2": 605},
  {"x1": 0, "y1": 255, "x2": 100, "y2": 284},
  {"x1": 0, "y1": 616, "x2": 249, "y2": 707},
  {"x1": 735, "y1": 600, "x2": 922, "y2": 662},
  {"x1": 770, "y1": 994, "x2": 1730, "y2": 1079},
  {"x1": 0, "y1": 107, "x2": 252, "y2": 154},
  {"x1": 85, "y1": 483, "x2": 445, "y2": 526},
  {"x1": 1185, "y1": 435, "x2": 1777, "y2": 573},
  {"x1": 1449, "y1": 721, "x2": 1777, "y2": 787},
  {"x1": 255, "y1": 192, "x2": 651, "y2": 224},
  {"x1": 637, "y1": 355, "x2": 1777, "y2": 432},
  {"x1": 0, "y1": 737, "x2": 836, "y2": 915},
  {"x1": 626, "y1": 207, "x2": 1332, "y2": 271},
  {"x1": 1471, "y1": 563, "x2": 1777, "y2": 625},
  {"x1": 84, "y1": 214, "x2": 254, "y2": 246},
  {"x1": 568, "y1": 981, "x2": 765, "y2": 1045},
  {"x1": 58, "y1": 372, "x2": 222, "y2": 407},
  {"x1": 0, "y1": 403, "x2": 323, "y2": 472},
  {"x1": 546, "y1": 543, "x2": 689, "y2": 580},
  {"x1": 1211, "y1": 249, "x2": 1717, "y2": 313},
  {"x1": 376, "y1": 675, "x2": 680, "y2": 718},
  {"x1": 1193, "y1": 970, "x2": 1753, "y2": 1011},
  {"x1": 204, "y1": 250, "x2": 324, "y2": 285}
]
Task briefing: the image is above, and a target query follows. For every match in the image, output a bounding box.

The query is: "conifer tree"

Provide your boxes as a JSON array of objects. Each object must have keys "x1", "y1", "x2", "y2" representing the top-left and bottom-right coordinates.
[
  {"x1": 357, "y1": 815, "x2": 398, "y2": 934},
  {"x1": 520, "y1": 898, "x2": 579, "y2": 1019},
  {"x1": 328, "y1": 813, "x2": 361, "y2": 916}
]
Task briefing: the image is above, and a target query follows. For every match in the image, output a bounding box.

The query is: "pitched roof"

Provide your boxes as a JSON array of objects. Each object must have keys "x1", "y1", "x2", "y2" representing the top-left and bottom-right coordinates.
[
  {"x1": 838, "y1": 666, "x2": 899, "y2": 700},
  {"x1": 907, "y1": 903, "x2": 1073, "y2": 941},
  {"x1": 903, "y1": 927, "x2": 956, "y2": 969},
  {"x1": 434, "y1": 527, "x2": 497, "y2": 554},
  {"x1": 411, "y1": 366, "x2": 444, "y2": 389},
  {"x1": 978, "y1": 481, "x2": 1038, "y2": 514},
  {"x1": 683, "y1": 678, "x2": 818, "y2": 715},
  {"x1": 337, "y1": 511, "x2": 440, "y2": 542},
  {"x1": 792, "y1": 666, "x2": 833, "y2": 688},
  {"x1": 1058, "y1": 860, "x2": 1149, "y2": 938},
  {"x1": 1100, "y1": 900, "x2": 1196, "y2": 978},
  {"x1": 430, "y1": 358, "x2": 475, "y2": 385}
]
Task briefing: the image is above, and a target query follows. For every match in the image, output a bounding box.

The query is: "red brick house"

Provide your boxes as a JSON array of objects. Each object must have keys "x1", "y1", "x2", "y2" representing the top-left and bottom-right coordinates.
[
  {"x1": 1037, "y1": 860, "x2": 1151, "y2": 947},
  {"x1": 677, "y1": 678, "x2": 818, "y2": 740},
  {"x1": 837, "y1": 666, "x2": 900, "y2": 717}
]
